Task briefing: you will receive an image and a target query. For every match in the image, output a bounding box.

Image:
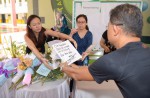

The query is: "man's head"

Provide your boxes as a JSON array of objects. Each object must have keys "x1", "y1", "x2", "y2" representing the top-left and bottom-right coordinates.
[{"x1": 107, "y1": 4, "x2": 143, "y2": 48}]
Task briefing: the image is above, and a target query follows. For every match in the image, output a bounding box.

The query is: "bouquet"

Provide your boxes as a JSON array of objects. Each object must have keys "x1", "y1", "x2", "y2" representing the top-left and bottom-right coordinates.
[
  {"x1": 10, "y1": 44, "x2": 64, "y2": 90},
  {"x1": 0, "y1": 58, "x2": 20, "y2": 86},
  {"x1": 9, "y1": 39, "x2": 82, "y2": 90},
  {"x1": 0, "y1": 36, "x2": 25, "y2": 87}
]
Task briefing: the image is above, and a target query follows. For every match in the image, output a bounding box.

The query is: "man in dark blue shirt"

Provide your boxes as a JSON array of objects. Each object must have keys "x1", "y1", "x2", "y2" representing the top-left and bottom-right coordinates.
[{"x1": 60, "y1": 4, "x2": 150, "y2": 98}]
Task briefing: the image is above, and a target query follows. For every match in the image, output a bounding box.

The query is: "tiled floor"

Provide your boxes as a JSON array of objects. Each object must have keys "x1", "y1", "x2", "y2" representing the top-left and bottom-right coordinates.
[{"x1": 73, "y1": 80, "x2": 123, "y2": 98}]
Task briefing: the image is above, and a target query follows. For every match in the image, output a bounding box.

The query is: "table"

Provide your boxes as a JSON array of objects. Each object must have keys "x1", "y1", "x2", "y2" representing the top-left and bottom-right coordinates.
[
  {"x1": 73, "y1": 80, "x2": 123, "y2": 98},
  {"x1": 15, "y1": 78, "x2": 70, "y2": 98},
  {"x1": 0, "y1": 78, "x2": 15, "y2": 98}
]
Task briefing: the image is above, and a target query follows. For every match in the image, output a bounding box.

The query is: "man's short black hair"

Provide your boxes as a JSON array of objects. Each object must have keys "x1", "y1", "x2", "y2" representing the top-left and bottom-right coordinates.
[{"x1": 110, "y1": 4, "x2": 143, "y2": 37}]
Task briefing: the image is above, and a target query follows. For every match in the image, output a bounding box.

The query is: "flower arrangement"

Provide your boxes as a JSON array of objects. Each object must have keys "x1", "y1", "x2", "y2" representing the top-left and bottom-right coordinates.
[
  {"x1": 0, "y1": 58, "x2": 20, "y2": 86},
  {"x1": 10, "y1": 55, "x2": 41, "y2": 90},
  {"x1": 0, "y1": 37, "x2": 64, "y2": 90},
  {"x1": 0, "y1": 36, "x2": 26, "y2": 86},
  {"x1": 9, "y1": 44, "x2": 64, "y2": 90}
]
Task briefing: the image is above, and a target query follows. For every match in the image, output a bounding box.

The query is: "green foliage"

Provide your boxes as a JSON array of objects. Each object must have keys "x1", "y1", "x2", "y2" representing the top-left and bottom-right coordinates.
[
  {"x1": 3, "y1": 36, "x2": 26, "y2": 58},
  {"x1": 6, "y1": 41, "x2": 26, "y2": 58},
  {"x1": 32, "y1": 67, "x2": 64, "y2": 86},
  {"x1": 45, "y1": 67, "x2": 64, "y2": 81}
]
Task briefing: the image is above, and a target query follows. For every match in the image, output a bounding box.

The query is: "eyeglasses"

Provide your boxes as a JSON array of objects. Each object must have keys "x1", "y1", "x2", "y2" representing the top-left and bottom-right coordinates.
[
  {"x1": 107, "y1": 22, "x2": 124, "y2": 28},
  {"x1": 77, "y1": 21, "x2": 86, "y2": 24},
  {"x1": 115, "y1": 24, "x2": 123, "y2": 26}
]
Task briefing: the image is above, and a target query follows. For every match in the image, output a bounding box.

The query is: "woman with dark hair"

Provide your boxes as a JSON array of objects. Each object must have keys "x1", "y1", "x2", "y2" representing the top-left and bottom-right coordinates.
[
  {"x1": 24, "y1": 14, "x2": 77, "y2": 70},
  {"x1": 100, "y1": 30, "x2": 116, "y2": 54},
  {"x1": 71, "y1": 14, "x2": 93, "y2": 66},
  {"x1": 69, "y1": 14, "x2": 93, "y2": 95}
]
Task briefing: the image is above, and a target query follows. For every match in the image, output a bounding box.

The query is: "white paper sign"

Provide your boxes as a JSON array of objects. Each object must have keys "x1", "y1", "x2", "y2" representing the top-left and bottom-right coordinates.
[{"x1": 52, "y1": 40, "x2": 82, "y2": 65}]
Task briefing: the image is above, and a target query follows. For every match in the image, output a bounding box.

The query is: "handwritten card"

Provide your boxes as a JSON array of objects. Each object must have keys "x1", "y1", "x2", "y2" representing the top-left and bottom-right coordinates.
[
  {"x1": 36, "y1": 63, "x2": 51, "y2": 76},
  {"x1": 52, "y1": 40, "x2": 82, "y2": 65}
]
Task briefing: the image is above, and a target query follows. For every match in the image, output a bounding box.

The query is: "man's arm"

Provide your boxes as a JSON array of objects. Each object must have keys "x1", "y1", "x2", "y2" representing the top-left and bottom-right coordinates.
[{"x1": 61, "y1": 63, "x2": 94, "y2": 81}]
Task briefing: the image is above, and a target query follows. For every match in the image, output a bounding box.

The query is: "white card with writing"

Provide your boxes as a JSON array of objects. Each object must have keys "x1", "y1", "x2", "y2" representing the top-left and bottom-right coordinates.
[
  {"x1": 36, "y1": 63, "x2": 51, "y2": 76},
  {"x1": 52, "y1": 40, "x2": 82, "y2": 65}
]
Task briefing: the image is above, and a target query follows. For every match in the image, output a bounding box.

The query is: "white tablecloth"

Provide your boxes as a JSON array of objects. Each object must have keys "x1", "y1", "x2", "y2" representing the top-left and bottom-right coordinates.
[
  {"x1": 15, "y1": 78, "x2": 70, "y2": 98},
  {"x1": 0, "y1": 78, "x2": 15, "y2": 98},
  {"x1": 74, "y1": 80, "x2": 123, "y2": 98}
]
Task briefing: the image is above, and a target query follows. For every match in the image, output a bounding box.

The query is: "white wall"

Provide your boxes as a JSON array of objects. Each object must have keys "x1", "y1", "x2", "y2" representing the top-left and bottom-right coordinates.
[{"x1": 73, "y1": 0, "x2": 142, "y2": 49}]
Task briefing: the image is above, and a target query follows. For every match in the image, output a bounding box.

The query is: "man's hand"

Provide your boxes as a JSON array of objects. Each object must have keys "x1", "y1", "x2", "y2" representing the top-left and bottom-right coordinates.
[{"x1": 59, "y1": 62, "x2": 68, "y2": 71}]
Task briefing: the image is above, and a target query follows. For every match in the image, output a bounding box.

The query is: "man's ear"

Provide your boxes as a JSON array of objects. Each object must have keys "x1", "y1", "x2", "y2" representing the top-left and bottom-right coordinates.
[{"x1": 113, "y1": 25, "x2": 120, "y2": 36}]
